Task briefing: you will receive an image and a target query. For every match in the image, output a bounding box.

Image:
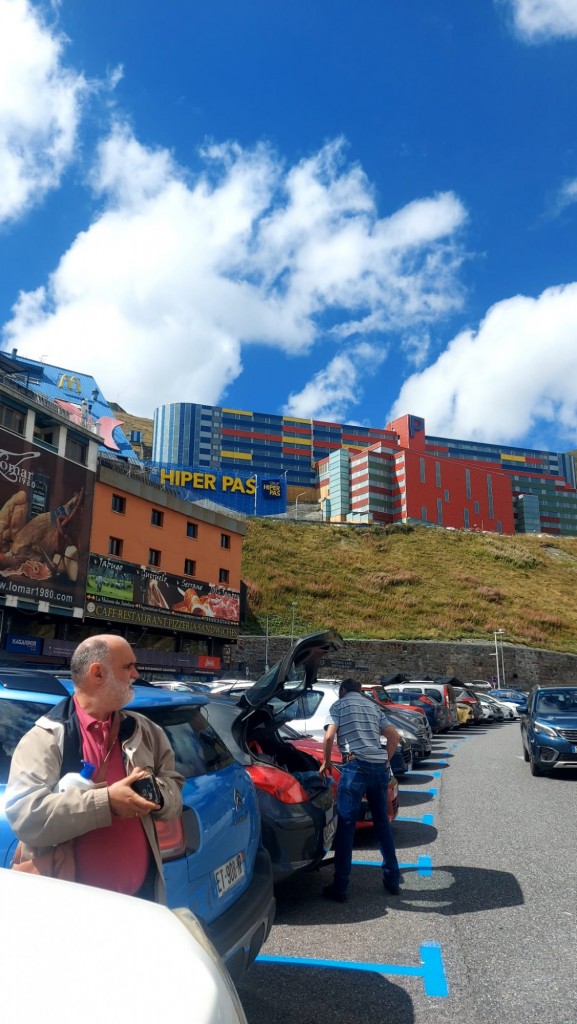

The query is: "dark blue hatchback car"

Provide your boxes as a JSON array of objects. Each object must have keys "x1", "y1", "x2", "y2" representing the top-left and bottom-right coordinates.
[
  {"x1": 520, "y1": 684, "x2": 577, "y2": 776},
  {"x1": 0, "y1": 668, "x2": 275, "y2": 982}
]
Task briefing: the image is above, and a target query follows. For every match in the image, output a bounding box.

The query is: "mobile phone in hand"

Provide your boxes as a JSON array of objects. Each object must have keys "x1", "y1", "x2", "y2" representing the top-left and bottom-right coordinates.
[{"x1": 131, "y1": 775, "x2": 163, "y2": 806}]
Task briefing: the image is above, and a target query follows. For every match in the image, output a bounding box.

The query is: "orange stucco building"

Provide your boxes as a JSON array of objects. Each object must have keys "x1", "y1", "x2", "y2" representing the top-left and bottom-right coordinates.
[{"x1": 85, "y1": 461, "x2": 246, "y2": 675}]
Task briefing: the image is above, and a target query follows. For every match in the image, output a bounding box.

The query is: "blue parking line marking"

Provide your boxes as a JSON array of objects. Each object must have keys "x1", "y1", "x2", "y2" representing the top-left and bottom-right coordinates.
[
  {"x1": 405, "y1": 770, "x2": 442, "y2": 779},
  {"x1": 351, "y1": 854, "x2": 433, "y2": 877},
  {"x1": 396, "y1": 813, "x2": 435, "y2": 825},
  {"x1": 257, "y1": 942, "x2": 448, "y2": 998},
  {"x1": 405, "y1": 787, "x2": 437, "y2": 796}
]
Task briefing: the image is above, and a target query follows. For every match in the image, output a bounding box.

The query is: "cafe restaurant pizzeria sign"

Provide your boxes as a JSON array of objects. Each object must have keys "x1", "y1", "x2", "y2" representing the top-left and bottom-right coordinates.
[{"x1": 85, "y1": 554, "x2": 240, "y2": 638}]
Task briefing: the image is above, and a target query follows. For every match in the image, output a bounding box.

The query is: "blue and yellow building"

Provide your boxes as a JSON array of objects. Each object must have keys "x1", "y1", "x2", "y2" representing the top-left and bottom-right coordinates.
[{"x1": 153, "y1": 402, "x2": 577, "y2": 536}]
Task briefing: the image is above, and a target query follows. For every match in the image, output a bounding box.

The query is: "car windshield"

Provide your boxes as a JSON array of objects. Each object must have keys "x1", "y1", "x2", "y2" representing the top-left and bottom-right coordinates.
[{"x1": 535, "y1": 690, "x2": 577, "y2": 714}]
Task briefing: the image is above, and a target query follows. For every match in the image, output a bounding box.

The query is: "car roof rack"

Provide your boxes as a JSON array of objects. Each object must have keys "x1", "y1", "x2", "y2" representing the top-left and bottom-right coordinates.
[{"x1": 0, "y1": 669, "x2": 69, "y2": 696}]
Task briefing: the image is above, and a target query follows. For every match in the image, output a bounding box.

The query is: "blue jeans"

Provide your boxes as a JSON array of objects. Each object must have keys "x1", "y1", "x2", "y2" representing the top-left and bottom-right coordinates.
[{"x1": 332, "y1": 759, "x2": 399, "y2": 896}]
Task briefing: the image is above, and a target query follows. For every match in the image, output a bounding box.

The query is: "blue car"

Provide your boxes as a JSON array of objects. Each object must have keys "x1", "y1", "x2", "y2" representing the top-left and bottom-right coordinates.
[
  {"x1": 491, "y1": 688, "x2": 528, "y2": 711},
  {"x1": 520, "y1": 685, "x2": 577, "y2": 776},
  {"x1": 0, "y1": 668, "x2": 275, "y2": 982}
]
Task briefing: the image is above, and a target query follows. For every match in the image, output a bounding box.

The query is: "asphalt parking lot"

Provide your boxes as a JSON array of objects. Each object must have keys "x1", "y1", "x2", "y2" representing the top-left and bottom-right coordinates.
[{"x1": 237, "y1": 721, "x2": 577, "y2": 1024}]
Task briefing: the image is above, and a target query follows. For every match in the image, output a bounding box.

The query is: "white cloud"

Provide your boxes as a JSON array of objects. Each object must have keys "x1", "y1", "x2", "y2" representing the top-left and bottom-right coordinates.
[
  {"x1": 499, "y1": 0, "x2": 577, "y2": 41},
  {"x1": 283, "y1": 343, "x2": 387, "y2": 421},
  {"x1": 2, "y1": 127, "x2": 467, "y2": 417},
  {"x1": 552, "y1": 177, "x2": 577, "y2": 215},
  {"x1": 0, "y1": 0, "x2": 86, "y2": 224},
  {"x1": 402, "y1": 331, "x2": 431, "y2": 368},
  {"x1": 387, "y1": 282, "x2": 577, "y2": 447}
]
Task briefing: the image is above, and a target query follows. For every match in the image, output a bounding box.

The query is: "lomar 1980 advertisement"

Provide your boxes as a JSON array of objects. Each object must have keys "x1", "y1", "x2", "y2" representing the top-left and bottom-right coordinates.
[{"x1": 0, "y1": 432, "x2": 94, "y2": 613}]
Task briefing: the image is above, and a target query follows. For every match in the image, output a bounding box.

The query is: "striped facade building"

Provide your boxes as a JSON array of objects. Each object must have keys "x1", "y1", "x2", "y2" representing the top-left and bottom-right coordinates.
[
  {"x1": 153, "y1": 402, "x2": 395, "y2": 491},
  {"x1": 152, "y1": 403, "x2": 577, "y2": 536}
]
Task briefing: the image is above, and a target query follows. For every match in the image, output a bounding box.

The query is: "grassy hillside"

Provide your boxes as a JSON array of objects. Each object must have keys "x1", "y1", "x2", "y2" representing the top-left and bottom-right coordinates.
[{"x1": 241, "y1": 520, "x2": 577, "y2": 653}]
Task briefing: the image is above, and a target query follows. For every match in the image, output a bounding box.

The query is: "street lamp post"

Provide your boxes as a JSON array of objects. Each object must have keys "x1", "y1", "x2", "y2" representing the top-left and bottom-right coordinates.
[
  {"x1": 294, "y1": 492, "x2": 306, "y2": 520},
  {"x1": 493, "y1": 629, "x2": 505, "y2": 687},
  {"x1": 264, "y1": 615, "x2": 269, "y2": 672}
]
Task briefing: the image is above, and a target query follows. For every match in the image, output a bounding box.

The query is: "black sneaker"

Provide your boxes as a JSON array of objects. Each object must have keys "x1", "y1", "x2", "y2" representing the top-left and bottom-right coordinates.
[
  {"x1": 322, "y1": 885, "x2": 348, "y2": 903},
  {"x1": 383, "y1": 879, "x2": 401, "y2": 895}
]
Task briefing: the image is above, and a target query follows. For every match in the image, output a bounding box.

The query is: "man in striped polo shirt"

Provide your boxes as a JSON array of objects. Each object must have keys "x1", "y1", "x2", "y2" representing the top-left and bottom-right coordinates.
[{"x1": 320, "y1": 678, "x2": 401, "y2": 903}]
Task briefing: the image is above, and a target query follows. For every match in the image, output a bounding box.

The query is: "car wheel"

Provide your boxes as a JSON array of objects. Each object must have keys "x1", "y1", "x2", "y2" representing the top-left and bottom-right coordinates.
[{"x1": 529, "y1": 752, "x2": 543, "y2": 776}]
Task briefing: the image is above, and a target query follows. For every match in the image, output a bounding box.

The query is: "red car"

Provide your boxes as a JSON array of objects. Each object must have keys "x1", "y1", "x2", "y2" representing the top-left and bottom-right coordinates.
[{"x1": 280, "y1": 724, "x2": 399, "y2": 826}]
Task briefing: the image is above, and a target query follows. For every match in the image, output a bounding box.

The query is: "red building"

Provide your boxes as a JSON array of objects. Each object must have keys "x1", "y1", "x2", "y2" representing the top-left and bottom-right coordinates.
[{"x1": 318, "y1": 414, "x2": 515, "y2": 534}]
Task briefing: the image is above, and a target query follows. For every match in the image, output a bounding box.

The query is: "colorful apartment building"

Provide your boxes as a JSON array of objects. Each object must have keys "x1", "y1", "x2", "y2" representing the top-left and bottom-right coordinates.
[
  {"x1": 7, "y1": 355, "x2": 577, "y2": 537},
  {"x1": 152, "y1": 402, "x2": 577, "y2": 535},
  {"x1": 152, "y1": 401, "x2": 395, "y2": 495},
  {"x1": 319, "y1": 414, "x2": 577, "y2": 536}
]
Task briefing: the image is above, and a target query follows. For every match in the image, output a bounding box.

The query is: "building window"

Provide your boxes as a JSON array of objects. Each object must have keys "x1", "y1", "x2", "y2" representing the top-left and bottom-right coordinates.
[
  {"x1": 437, "y1": 498, "x2": 443, "y2": 525},
  {"x1": 219, "y1": 568, "x2": 230, "y2": 584},
  {"x1": 474, "y1": 501, "x2": 480, "y2": 514},
  {"x1": 108, "y1": 537, "x2": 123, "y2": 557},
  {"x1": 435, "y1": 462, "x2": 441, "y2": 488},
  {"x1": 220, "y1": 533, "x2": 231, "y2": 549},
  {"x1": 184, "y1": 558, "x2": 196, "y2": 576},
  {"x1": 148, "y1": 549, "x2": 161, "y2": 567},
  {"x1": 419, "y1": 458, "x2": 426, "y2": 484},
  {"x1": 151, "y1": 509, "x2": 164, "y2": 527},
  {"x1": 0, "y1": 402, "x2": 25, "y2": 435},
  {"x1": 465, "y1": 468, "x2": 471, "y2": 500},
  {"x1": 111, "y1": 494, "x2": 126, "y2": 514},
  {"x1": 487, "y1": 475, "x2": 494, "y2": 519},
  {"x1": 444, "y1": 489, "x2": 450, "y2": 502},
  {"x1": 421, "y1": 506, "x2": 427, "y2": 522},
  {"x1": 464, "y1": 508, "x2": 470, "y2": 529},
  {"x1": 186, "y1": 522, "x2": 198, "y2": 539},
  {"x1": 65, "y1": 436, "x2": 87, "y2": 465}
]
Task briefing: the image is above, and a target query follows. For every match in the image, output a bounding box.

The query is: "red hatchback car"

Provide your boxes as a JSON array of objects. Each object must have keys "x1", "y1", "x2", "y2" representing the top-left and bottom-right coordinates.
[{"x1": 279, "y1": 723, "x2": 399, "y2": 826}]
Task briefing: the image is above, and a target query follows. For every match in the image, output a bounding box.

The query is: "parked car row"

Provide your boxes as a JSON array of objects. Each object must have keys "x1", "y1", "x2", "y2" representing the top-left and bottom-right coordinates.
[{"x1": 0, "y1": 633, "x2": 527, "y2": 1020}]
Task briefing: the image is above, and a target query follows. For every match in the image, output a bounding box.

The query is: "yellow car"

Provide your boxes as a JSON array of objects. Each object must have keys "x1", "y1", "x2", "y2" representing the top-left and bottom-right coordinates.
[{"x1": 456, "y1": 702, "x2": 473, "y2": 726}]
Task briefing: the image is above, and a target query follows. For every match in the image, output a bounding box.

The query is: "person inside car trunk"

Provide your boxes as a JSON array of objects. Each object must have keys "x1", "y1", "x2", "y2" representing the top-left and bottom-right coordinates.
[{"x1": 320, "y1": 677, "x2": 401, "y2": 903}]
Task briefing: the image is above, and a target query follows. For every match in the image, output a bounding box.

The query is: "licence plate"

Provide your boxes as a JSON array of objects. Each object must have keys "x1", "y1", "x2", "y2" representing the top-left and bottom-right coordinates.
[
  {"x1": 323, "y1": 817, "x2": 337, "y2": 848},
  {"x1": 572, "y1": 745, "x2": 577, "y2": 753},
  {"x1": 214, "y1": 852, "x2": 245, "y2": 897}
]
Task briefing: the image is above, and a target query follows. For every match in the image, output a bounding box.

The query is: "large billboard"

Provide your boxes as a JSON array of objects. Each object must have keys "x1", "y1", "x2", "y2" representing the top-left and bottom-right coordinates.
[
  {"x1": 147, "y1": 463, "x2": 286, "y2": 516},
  {"x1": 0, "y1": 431, "x2": 94, "y2": 614},
  {"x1": 85, "y1": 554, "x2": 240, "y2": 638}
]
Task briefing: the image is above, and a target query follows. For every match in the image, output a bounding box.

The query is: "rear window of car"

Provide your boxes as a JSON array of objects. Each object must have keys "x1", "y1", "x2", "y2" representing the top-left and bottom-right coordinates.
[
  {"x1": 0, "y1": 699, "x2": 234, "y2": 784},
  {"x1": 423, "y1": 689, "x2": 442, "y2": 703},
  {"x1": 0, "y1": 699, "x2": 54, "y2": 783},
  {"x1": 141, "y1": 705, "x2": 234, "y2": 778}
]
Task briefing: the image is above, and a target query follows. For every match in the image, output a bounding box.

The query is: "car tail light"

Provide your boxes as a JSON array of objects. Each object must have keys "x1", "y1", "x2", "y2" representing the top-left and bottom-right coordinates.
[
  {"x1": 156, "y1": 816, "x2": 187, "y2": 861},
  {"x1": 247, "y1": 764, "x2": 309, "y2": 804}
]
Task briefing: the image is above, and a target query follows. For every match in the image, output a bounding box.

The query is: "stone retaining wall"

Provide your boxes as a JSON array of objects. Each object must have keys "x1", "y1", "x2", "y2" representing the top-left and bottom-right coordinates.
[{"x1": 232, "y1": 636, "x2": 577, "y2": 689}]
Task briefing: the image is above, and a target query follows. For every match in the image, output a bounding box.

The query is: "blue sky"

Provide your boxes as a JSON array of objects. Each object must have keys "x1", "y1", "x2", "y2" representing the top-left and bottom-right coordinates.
[{"x1": 2, "y1": 0, "x2": 577, "y2": 452}]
